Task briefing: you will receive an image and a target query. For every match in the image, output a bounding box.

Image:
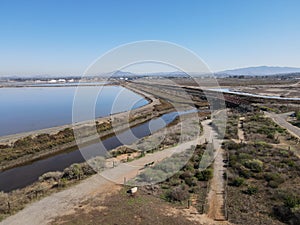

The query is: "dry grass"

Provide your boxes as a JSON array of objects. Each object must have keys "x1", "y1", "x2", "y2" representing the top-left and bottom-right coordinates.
[{"x1": 51, "y1": 187, "x2": 200, "y2": 225}]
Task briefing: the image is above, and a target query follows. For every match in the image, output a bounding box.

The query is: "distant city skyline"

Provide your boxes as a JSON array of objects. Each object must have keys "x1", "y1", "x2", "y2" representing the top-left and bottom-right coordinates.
[{"x1": 0, "y1": 0, "x2": 300, "y2": 76}]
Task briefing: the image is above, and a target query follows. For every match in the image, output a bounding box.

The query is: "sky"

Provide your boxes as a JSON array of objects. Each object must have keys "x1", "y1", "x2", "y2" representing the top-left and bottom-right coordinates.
[{"x1": 0, "y1": 0, "x2": 300, "y2": 76}]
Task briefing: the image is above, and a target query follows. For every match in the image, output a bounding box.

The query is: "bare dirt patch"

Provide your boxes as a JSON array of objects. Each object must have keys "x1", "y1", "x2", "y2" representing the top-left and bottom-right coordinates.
[{"x1": 52, "y1": 187, "x2": 201, "y2": 225}]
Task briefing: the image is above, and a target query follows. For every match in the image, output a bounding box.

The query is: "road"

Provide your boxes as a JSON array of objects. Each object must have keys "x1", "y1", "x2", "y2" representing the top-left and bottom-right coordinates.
[
  {"x1": 1, "y1": 120, "x2": 214, "y2": 225},
  {"x1": 264, "y1": 111, "x2": 300, "y2": 139}
]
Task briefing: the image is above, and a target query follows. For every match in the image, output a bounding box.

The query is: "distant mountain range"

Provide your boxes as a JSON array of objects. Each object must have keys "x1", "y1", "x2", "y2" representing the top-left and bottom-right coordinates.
[
  {"x1": 2, "y1": 66, "x2": 300, "y2": 79},
  {"x1": 217, "y1": 66, "x2": 300, "y2": 76},
  {"x1": 109, "y1": 70, "x2": 192, "y2": 77},
  {"x1": 118, "y1": 66, "x2": 300, "y2": 77}
]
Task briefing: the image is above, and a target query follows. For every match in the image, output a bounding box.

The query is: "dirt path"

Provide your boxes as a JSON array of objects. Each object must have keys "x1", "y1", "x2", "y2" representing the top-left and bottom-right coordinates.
[
  {"x1": 189, "y1": 120, "x2": 232, "y2": 224},
  {"x1": 232, "y1": 117, "x2": 245, "y2": 144},
  {"x1": 207, "y1": 148, "x2": 226, "y2": 221},
  {"x1": 237, "y1": 117, "x2": 245, "y2": 142},
  {"x1": 1, "y1": 120, "x2": 214, "y2": 225},
  {"x1": 206, "y1": 126, "x2": 227, "y2": 221},
  {"x1": 166, "y1": 206, "x2": 232, "y2": 225}
]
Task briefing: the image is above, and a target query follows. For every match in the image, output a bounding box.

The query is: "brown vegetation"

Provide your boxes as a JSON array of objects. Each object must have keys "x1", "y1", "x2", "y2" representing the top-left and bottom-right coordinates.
[{"x1": 224, "y1": 111, "x2": 300, "y2": 225}]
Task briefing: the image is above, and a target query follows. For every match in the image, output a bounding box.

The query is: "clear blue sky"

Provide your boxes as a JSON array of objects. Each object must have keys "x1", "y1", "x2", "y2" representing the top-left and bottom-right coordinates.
[{"x1": 0, "y1": 0, "x2": 300, "y2": 76}]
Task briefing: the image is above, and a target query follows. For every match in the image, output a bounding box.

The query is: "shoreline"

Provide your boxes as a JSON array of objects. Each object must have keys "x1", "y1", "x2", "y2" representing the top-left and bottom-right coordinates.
[
  {"x1": 0, "y1": 80, "x2": 116, "y2": 88},
  {"x1": 0, "y1": 85, "x2": 173, "y2": 171},
  {"x1": 0, "y1": 83, "x2": 155, "y2": 145}
]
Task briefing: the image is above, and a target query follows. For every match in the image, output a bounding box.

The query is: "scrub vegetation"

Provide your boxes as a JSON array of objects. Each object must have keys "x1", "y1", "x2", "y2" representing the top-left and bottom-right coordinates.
[
  {"x1": 225, "y1": 111, "x2": 300, "y2": 225},
  {"x1": 134, "y1": 144, "x2": 213, "y2": 212}
]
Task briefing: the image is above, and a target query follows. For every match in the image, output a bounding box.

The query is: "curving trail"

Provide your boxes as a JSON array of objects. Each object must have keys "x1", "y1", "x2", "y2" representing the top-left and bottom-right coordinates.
[
  {"x1": 0, "y1": 120, "x2": 214, "y2": 225},
  {"x1": 0, "y1": 119, "x2": 236, "y2": 225}
]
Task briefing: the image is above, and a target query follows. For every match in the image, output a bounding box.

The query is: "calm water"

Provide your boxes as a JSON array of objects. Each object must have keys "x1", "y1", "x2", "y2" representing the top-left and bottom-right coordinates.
[
  {"x1": 0, "y1": 86, "x2": 148, "y2": 136},
  {"x1": 0, "y1": 110, "x2": 196, "y2": 192},
  {"x1": 28, "y1": 81, "x2": 108, "y2": 87}
]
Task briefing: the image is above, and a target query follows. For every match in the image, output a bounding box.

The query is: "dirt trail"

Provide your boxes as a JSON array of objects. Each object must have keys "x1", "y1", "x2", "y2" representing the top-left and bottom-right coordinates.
[
  {"x1": 181, "y1": 119, "x2": 231, "y2": 224},
  {"x1": 1, "y1": 120, "x2": 213, "y2": 225},
  {"x1": 166, "y1": 206, "x2": 232, "y2": 225},
  {"x1": 205, "y1": 116, "x2": 248, "y2": 221},
  {"x1": 232, "y1": 117, "x2": 245, "y2": 144},
  {"x1": 191, "y1": 120, "x2": 232, "y2": 224},
  {"x1": 207, "y1": 148, "x2": 226, "y2": 221},
  {"x1": 237, "y1": 117, "x2": 245, "y2": 142},
  {"x1": 206, "y1": 126, "x2": 227, "y2": 221}
]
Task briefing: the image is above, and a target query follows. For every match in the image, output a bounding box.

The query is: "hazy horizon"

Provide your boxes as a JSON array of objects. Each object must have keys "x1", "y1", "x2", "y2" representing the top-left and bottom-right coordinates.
[{"x1": 1, "y1": 65, "x2": 300, "y2": 78}]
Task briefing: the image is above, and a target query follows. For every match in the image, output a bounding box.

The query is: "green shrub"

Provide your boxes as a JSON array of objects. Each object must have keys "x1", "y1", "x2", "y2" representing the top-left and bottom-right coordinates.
[
  {"x1": 196, "y1": 168, "x2": 213, "y2": 181},
  {"x1": 243, "y1": 159, "x2": 263, "y2": 172},
  {"x1": 237, "y1": 165, "x2": 251, "y2": 179},
  {"x1": 238, "y1": 153, "x2": 252, "y2": 160},
  {"x1": 179, "y1": 171, "x2": 192, "y2": 180},
  {"x1": 160, "y1": 183, "x2": 170, "y2": 189},
  {"x1": 284, "y1": 194, "x2": 300, "y2": 208},
  {"x1": 279, "y1": 150, "x2": 289, "y2": 157},
  {"x1": 62, "y1": 163, "x2": 84, "y2": 180},
  {"x1": 81, "y1": 163, "x2": 97, "y2": 176},
  {"x1": 168, "y1": 177, "x2": 182, "y2": 186},
  {"x1": 264, "y1": 172, "x2": 284, "y2": 183},
  {"x1": 296, "y1": 111, "x2": 300, "y2": 120},
  {"x1": 57, "y1": 178, "x2": 67, "y2": 188},
  {"x1": 229, "y1": 154, "x2": 238, "y2": 167},
  {"x1": 184, "y1": 177, "x2": 198, "y2": 187},
  {"x1": 268, "y1": 180, "x2": 280, "y2": 188},
  {"x1": 167, "y1": 185, "x2": 190, "y2": 202},
  {"x1": 224, "y1": 141, "x2": 241, "y2": 151},
  {"x1": 286, "y1": 160, "x2": 296, "y2": 167},
  {"x1": 230, "y1": 177, "x2": 245, "y2": 187},
  {"x1": 242, "y1": 185, "x2": 258, "y2": 195},
  {"x1": 254, "y1": 141, "x2": 272, "y2": 149},
  {"x1": 13, "y1": 136, "x2": 33, "y2": 148}
]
